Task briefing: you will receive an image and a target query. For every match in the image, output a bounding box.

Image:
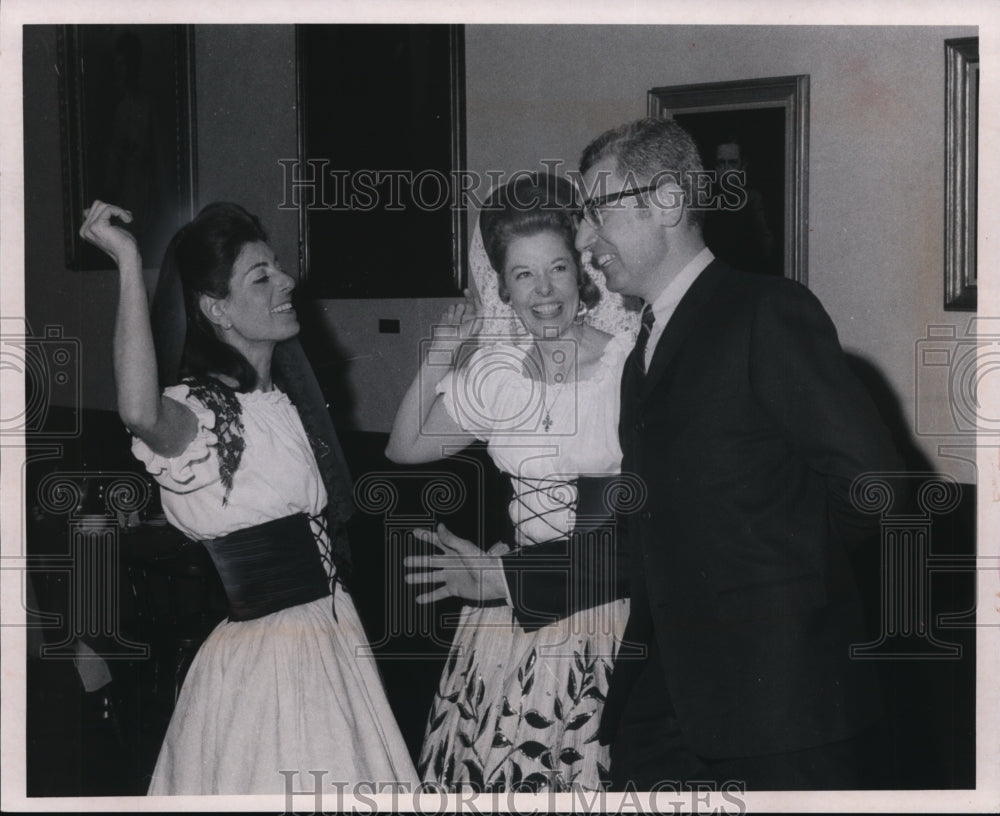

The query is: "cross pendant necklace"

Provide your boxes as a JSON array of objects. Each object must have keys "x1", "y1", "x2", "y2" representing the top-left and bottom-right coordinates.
[{"x1": 541, "y1": 377, "x2": 568, "y2": 432}]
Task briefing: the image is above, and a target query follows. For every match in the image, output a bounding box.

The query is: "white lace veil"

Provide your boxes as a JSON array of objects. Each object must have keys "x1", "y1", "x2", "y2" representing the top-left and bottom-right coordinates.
[{"x1": 467, "y1": 207, "x2": 640, "y2": 341}]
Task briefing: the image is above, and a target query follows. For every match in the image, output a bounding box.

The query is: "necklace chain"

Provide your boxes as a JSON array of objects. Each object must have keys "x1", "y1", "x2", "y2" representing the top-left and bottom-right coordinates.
[
  {"x1": 538, "y1": 341, "x2": 575, "y2": 432},
  {"x1": 541, "y1": 376, "x2": 569, "y2": 432}
]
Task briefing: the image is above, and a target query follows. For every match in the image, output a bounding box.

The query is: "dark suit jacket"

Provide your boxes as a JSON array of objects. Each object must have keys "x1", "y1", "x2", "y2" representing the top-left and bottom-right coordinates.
[{"x1": 602, "y1": 259, "x2": 899, "y2": 760}]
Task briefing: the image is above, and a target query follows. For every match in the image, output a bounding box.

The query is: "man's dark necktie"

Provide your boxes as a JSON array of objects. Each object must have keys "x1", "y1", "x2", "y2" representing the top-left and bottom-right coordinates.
[{"x1": 633, "y1": 303, "x2": 655, "y2": 374}]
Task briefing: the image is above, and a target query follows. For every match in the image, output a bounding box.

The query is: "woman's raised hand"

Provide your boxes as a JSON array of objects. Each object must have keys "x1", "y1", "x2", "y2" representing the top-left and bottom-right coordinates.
[
  {"x1": 79, "y1": 201, "x2": 140, "y2": 269},
  {"x1": 430, "y1": 288, "x2": 483, "y2": 351}
]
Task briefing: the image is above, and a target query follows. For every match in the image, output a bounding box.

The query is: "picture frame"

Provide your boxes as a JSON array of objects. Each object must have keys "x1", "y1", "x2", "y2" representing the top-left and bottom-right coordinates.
[
  {"x1": 294, "y1": 24, "x2": 467, "y2": 298},
  {"x1": 648, "y1": 75, "x2": 809, "y2": 284},
  {"x1": 944, "y1": 37, "x2": 978, "y2": 311},
  {"x1": 57, "y1": 24, "x2": 197, "y2": 272}
]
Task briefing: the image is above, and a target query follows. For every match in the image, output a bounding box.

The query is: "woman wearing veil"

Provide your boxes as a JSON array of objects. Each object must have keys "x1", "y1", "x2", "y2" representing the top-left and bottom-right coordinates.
[
  {"x1": 386, "y1": 173, "x2": 639, "y2": 791},
  {"x1": 79, "y1": 200, "x2": 418, "y2": 794}
]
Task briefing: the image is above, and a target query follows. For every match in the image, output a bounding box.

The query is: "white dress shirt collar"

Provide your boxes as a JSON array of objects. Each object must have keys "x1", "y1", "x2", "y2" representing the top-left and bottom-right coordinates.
[{"x1": 643, "y1": 247, "x2": 715, "y2": 368}]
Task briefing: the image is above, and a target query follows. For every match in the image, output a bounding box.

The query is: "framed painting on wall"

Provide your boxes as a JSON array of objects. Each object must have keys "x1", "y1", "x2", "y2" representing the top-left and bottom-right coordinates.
[
  {"x1": 944, "y1": 37, "x2": 978, "y2": 311},
  {"x1": 295, "y1": 24, "x2": 467, "y2": 298},
  {"x1": 58, "y1": 24, "x2": 197, "y2": 272},
  {"x1": 648, "y1": 75, "x2": 809, "y2": 284}
]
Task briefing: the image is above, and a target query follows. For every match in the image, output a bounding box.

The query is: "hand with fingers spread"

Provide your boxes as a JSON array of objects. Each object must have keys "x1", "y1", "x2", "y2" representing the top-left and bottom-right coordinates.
[
  {"x1": 404, "y1": 522, "x2": 510, "y2": 605},
  {"x1": 79, "y1": 200, "x2": 141, "y2": 270}
]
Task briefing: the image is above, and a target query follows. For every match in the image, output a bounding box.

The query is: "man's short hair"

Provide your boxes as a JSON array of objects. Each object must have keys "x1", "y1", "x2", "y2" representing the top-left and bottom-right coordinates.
[{"x1": 580, "y1": 117, "x2": 705, "y2": 228}]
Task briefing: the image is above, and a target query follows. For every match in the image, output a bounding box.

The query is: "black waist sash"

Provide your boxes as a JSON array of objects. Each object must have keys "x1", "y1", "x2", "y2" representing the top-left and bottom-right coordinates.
[
  {"x1": 201, "y1": 512, "x2": 331, "y2": 621},
  {"x1": 499, "y1": 474, "x2": 630, "y2": 632},
  {"x1": 500, "y1": 474, "x2": 619, "y2": 546}
]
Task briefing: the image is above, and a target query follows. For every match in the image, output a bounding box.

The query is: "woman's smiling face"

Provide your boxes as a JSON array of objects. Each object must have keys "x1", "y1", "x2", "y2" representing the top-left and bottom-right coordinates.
[
  {"x1": 501, "y1": 230, "x2": 580, "y2": 338},
  {"x1": 215, "y1": 240, "x2": 299, "y2": 352}
]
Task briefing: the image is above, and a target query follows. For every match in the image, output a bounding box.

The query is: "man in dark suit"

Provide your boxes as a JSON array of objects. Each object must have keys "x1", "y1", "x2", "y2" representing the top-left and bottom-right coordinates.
[{"x1": 574, "y1": 117, "x2": 900, "y2": 790}]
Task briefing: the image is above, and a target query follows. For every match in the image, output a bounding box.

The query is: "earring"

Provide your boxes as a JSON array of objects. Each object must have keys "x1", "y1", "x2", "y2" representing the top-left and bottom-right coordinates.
[
  {"x1": 575, "y1": 302, "x2": 589, "y2": 323},
  {"x1": 222, "y1": 322, "x2": 233, "y2": 330}
]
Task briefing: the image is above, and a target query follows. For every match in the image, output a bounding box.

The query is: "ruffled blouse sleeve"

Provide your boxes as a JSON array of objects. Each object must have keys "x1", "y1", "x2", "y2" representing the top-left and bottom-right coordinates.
[{"x1": 131, "y1": 383, "x2": 222, "y2": 493}]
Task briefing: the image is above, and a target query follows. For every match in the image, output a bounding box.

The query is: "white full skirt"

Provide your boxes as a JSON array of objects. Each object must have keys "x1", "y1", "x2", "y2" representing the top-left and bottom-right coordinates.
[{"x1": 147, "y1": 589, "x2": 418, "y2": 795}]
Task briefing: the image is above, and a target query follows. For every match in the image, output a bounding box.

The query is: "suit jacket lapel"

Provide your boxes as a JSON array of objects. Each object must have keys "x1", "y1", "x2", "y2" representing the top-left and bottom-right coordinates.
[{"x1": 642, "y1": 259, "x2": 728, "y2": 398}]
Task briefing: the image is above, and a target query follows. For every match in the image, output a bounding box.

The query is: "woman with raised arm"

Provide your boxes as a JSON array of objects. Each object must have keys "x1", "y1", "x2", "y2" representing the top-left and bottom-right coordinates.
[
  {"x1": 80, "y1": 201, "x2": 418, "y2": 794},
  {"x1": 386, "y1": 173, "x2": 640, "y2": 792}
]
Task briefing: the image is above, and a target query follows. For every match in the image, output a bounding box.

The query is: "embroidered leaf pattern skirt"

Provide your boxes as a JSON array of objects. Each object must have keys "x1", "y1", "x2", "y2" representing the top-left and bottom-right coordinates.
[{"x1": 418, "y1": 599, "x2": 628, "y2": 792}]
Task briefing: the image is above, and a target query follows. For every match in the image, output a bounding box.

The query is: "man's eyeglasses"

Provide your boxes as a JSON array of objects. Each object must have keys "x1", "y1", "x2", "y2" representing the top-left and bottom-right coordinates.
[{"x1": 577, "y1": 183, "x2": 661, "y2": 229}]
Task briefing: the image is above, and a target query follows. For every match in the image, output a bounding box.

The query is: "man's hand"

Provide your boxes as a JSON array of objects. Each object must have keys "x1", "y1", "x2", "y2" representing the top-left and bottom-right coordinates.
[{"x1": 404, "y1": 522, "x2": 509, "y2": 604}]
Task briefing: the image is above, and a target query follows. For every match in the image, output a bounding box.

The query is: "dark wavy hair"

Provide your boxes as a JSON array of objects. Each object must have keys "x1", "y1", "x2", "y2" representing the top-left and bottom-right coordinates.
[
  {"x1": 480, "y1": 173, "x2": 600, "y2": 310},
  {"x1": 158, "y1": 202, "x2": 269, "y2": 392}
]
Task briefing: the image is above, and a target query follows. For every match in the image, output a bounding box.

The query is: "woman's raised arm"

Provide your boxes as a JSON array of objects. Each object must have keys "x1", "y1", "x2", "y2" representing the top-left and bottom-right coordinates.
[
  {"x1": 79, "y1": 201, "x2": 197, "y2": 456},
  {"x1": 385, "y1": 292, "x2": 480, "y2": 464}
]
